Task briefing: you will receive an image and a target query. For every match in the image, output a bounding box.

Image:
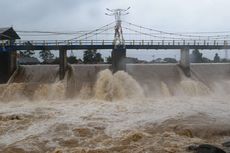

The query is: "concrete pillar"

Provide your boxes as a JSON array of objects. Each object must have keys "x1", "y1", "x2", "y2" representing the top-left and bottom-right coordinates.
[
  {"x1": 9, "y1": 51, "x2": 17, "y2": 75},
  {"x1": 0, "y1": 51, "x2": 17, "y2": 83},
  {"x1": 59, "y1": 49, "x2": 67, "y2": 80},
  {"x1": 111, "y1": 48, "x2": 126, "y2": 73},
  {"x1": 180, "y1": 48, "x2": 191, "y2": 77}
]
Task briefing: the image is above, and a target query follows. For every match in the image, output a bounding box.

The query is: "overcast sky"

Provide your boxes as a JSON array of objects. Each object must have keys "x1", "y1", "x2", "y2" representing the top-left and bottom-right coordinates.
[{"x1": 1, "y1": 0, "x2": 230, "y2": 60}]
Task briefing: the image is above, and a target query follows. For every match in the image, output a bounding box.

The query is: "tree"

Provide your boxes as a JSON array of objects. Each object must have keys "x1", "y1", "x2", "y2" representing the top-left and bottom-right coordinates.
[
  {"x1": 39, "y1": 50, "x2": 54, "y2": 63},
  {"x1": 20, "y1": 41, "x2": 35, "y2": 57},
  {"x1": 191, "y1": 49, "x2": 203, "y2": 63},
  {"x1": 67, "y1": 55, "x2": 78, "y2": 64},
  {"x1": 20, "y1": 50, "x2": 35, "y2": 57},
  {"x1": 95, "y1": 52, "x2": 104, "y2": 63},
  {"x1": 202, "y1": 57, "x2": 211, "y2": 63},
  {"x1": 214, "y1": 53, "x2": 220, "y2": 63},
  {"x1": 83, "y1": 49, "x2": 95, "y2": 64},
  {"x1": 106, "y1": 56, "x2": 112, "y2": 64},
  {"x1": 83, "y1": 49, "x2": 104, "y2": 64},
  {"x1": 221, "y1": 58, "x2": 230, "y2": 63},
  {"x1": 52, "y1": 57, "x2": 60, "y2": 64},
  {"x1": 163, "y1": 58, "x2": 177, "y2": 63}
]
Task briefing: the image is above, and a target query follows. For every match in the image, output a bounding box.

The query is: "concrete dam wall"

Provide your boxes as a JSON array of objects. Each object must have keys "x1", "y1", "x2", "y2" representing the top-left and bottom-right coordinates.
[{"x1": 0, "y1": 63, "x2": 230, "y2": 101}]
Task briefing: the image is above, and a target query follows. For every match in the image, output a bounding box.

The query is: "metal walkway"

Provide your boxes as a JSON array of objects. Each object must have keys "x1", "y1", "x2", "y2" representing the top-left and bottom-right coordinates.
[{"x1": 1, "y1": 39, "x2": 230, "y2": 51}]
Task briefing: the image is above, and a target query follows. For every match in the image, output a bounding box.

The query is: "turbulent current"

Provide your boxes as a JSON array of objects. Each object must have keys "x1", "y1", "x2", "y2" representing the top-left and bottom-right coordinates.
[{"x1": 0, "y1": 64, "x2": 230, "y2": 153}]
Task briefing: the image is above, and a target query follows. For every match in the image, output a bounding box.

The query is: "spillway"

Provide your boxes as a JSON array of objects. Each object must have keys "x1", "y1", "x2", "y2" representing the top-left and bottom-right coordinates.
[{"x1": 0, "y1": 63, "x2": 230, "y2": 153}]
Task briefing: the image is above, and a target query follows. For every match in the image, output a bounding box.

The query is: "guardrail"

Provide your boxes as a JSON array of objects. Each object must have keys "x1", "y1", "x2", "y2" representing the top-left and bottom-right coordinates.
[{"x1": 1, "y1": 39, "x2": 230, "y2": 47}]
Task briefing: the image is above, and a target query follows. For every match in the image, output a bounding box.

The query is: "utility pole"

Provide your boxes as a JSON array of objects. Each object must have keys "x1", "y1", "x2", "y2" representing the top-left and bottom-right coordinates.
[
  {"x1": 105, "y1": 7, "x2": 130, "y2": 73},
  {"x1": 105, "y1": 7, "x2": 130, "y2": 47}
]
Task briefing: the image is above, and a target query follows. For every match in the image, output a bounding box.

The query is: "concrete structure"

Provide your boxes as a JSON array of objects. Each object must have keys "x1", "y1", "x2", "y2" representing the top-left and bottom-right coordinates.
[
  {"x1": 111, "y1": 48, "x2": 126, "y2": 73},
  {"x1": 2, "y1": 39, "x2": 230, "y2": 80},
  {"x1": 0, "y1": 27, "x2": 20, "y2": 83},
  {"x1": 59, "y1": 48, "x2": 67, "y2": 80},
  {"x1": 0, "y1": 51, "x2": 17, "y2": 83},
  {"x1": 2, "y1": 36, "x2": 230, "y2": 81},
  {"x1": 180, "y1": 48, "x2": 190, "y2": 77}
]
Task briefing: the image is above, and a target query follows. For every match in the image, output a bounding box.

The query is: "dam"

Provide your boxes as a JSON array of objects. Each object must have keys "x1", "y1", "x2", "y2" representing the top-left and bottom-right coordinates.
[
  {"x1": 1, "y1": 5, "x2": 230, "y2": 152},
  {"x1": 0, "y1": 63, "x2": 230, "y2": 152}
]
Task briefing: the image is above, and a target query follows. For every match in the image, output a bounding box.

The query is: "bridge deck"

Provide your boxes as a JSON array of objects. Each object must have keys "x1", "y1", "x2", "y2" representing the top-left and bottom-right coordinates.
[{"x1": 1, "y1": 40, "x2": 230, "y2": 51}]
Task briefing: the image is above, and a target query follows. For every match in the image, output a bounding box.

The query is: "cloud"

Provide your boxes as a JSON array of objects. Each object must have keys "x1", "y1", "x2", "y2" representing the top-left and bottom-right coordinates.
[
  {"x1": 1, "y1": 0, "x2": 230, "y2": 32},
  {"x1": 0, "y1": 0, "x2": 229, "y2": 59}
]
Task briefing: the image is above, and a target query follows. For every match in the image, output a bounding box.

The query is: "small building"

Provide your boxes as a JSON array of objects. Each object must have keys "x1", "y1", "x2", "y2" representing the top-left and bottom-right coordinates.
[
  {"x1": 0, "y1": 27, "x2": 20, "y2": 83},
  {"x1": 0, "y1": 27, "x2": 20, "y2": 42}
]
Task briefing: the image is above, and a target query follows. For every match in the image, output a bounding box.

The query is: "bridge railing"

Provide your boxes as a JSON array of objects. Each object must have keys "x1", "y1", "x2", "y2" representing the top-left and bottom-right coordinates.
[{"x1": 1, "y1": 39, "x2": 230, "y2": 47}]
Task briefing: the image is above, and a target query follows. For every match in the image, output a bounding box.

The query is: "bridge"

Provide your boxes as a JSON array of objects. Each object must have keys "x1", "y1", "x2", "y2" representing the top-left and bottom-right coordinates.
[
  {"x1": 1, "y1": 39, "x2": 230, "y2": 51},
  {"x1": 1, "y1": 11, "x2": 230, "y2": 82}
]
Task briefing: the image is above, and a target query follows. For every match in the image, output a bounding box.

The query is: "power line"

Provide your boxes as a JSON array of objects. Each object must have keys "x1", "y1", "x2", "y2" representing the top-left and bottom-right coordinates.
[
  {"x1": 78, "y1": 26, "x2": 114, "y2": 41},
  {"x1": 67, "y1": 22, "x2": 115, "y2": 41},
  {"x1": 123, "y1": 26, "x2": 184, "y2": 40},
  {"x1": 16, "y1": 30, "x2": 89, "y2": 34},
  {"x1": 123, "y1": 21, "x2": 230, "y2": 39}
]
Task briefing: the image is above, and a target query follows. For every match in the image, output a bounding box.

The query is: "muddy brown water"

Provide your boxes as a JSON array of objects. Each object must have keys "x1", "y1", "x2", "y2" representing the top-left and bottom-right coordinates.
[{"x1": 0, "y1": 64, "x2": 230, "y2": 153}]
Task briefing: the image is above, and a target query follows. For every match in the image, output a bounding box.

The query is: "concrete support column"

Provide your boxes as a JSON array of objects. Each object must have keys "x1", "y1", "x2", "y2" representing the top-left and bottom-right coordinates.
[
  {"x1": 9, "y1": 51, "x2": 17, "y2": 75},
  {"x1": 111, "y1": 48, "x2": 126, "y2": 73},
  {"x1": 59, "y1": 48, "x2": 67, "y2": 80},
  {"x1": 0, "y1": 51, "x2": 17, "y2": 83},
  {"x1": 180, "y1": 48, "x2": 191, "y2": 77}
]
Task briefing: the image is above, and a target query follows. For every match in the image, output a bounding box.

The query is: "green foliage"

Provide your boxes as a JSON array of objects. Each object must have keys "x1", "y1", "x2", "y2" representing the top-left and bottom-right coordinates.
[
  {"x1": 39, "y1": 50, "x2": 54, "y2": 63},
  {"x1": 202, "y1": 57, "x2": 211, "y2": 63},
  {"x1": 19, "y1": 41, "x2": 35, "y2": 57},
  {"x1": 106, "y1": 56, "x2": 112, "y2": 64},
  {"x1": 191, "y1": 49, "x2": 203, "y2": 63},
  {"x1": 83, "y1": 49, "x2": 104, "y2": 64},
  {"x1": 221, "y1": 58, "x2": 230, "y2": 63},
  {"x1": 214, "y1": 53, "x2": 220, "y2": 63},
  {"x1": 20, "y1": 50, "x2": 35, "y2": 57},
  {"x1": 67, "y1": 56, "x2": 78, "y2": 64},
  {"x1": 163, "y1": 58, "x2": 177, "y2": 63},
  {"x1": 52, "y1": 57, "x2": 60, "y2": 64}
]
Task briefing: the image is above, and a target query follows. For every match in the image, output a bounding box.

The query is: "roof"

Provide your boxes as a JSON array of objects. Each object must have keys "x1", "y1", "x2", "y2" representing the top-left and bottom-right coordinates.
[{"x1": 0, "y1": 27, "x2": 20, "y2": 40}]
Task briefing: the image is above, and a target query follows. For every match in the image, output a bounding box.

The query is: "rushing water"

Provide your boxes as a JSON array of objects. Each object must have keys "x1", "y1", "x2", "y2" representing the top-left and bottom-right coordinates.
[{"x1": 0, "y1": 64, "x2": 230, "y2": 153}]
